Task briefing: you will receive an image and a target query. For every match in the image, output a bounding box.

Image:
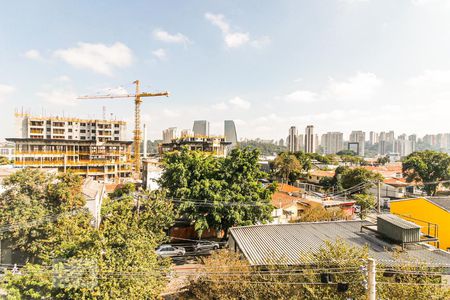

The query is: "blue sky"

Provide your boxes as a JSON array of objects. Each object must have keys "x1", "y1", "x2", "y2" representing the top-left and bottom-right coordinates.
[{"x1": 1, "y1": 0, "x2": 450, "y2": 141}]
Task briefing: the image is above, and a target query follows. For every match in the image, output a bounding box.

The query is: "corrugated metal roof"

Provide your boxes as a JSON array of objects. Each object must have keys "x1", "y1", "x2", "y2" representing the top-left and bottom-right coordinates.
[
  {"x1": 377, "y1": 214, "x2": 420, "y2": 229},
  {"x1": 229, "y1": 221, "x2": 450, "y2": 267},
  {"x1": 427, "y1": 198, "x2": 450, "y2": 212}
]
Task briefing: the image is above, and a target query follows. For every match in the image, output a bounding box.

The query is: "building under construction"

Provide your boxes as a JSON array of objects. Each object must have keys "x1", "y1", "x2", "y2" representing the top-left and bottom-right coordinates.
[{"x1": 7, "y1": 113, "x2": 133, "y2": 182}]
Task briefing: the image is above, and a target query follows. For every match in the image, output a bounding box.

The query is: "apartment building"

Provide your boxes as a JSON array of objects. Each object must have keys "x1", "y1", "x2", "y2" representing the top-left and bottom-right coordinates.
[
  {"x1": 349, "y1": 130, "x2": 366, "y2": 156},
  {"x1": 15, "y1": 113, "x2": 127, "y2": 142},
  {"x1": 321, "y1": 132, "x2": 343, "y2": 154},
  {"x1": 8, "y1": 114, "x2": 132, "y2": 182},
  {"x1": 304, "y1": 125, "x2": 315, "y2": 153}
]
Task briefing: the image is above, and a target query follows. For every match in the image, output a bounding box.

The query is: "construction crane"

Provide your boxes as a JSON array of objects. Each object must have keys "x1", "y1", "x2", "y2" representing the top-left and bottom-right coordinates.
[{"x1": 78, "y1": 80, "x2": 169, "y2": 173}]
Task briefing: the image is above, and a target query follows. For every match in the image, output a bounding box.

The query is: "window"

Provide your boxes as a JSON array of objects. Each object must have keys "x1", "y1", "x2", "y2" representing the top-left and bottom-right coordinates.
[
  {"x1": 68, "y1": 136, "x2": 72, "y2": 139},
  {"x1": 80, "y1": 129, "x2": 86, "y2": 133},
  {"x1": 114, "y1": 130, "x2": 119, "y2": 134},
  {"x1": 80, "y1": 136, "x2": 86, "y2": 140},
  {"x1": 68, "y1": 129, "x2": 72, "y2": 132},
  {"x1": 115, "y1": 124, "x2": 119, "y2": 128},
  {"x1": 68, "y1": 122, "x2": 73, "y2": 125}
]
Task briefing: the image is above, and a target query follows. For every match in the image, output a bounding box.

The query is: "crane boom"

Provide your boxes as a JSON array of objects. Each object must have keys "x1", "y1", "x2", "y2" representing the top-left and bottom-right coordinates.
[{"x1": 77, "y1": 80, "x2": 169, "y2": 174}]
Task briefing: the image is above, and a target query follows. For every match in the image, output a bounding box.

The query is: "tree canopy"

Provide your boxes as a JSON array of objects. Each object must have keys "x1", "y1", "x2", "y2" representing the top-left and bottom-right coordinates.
[
  {"x1": 319, "y1": 166, "x2": 383, "y2": 195},
  {"x1": 0, "y1": 169, "x2": 175, "y2": 299},
  {"x1": 159, "y1": 147, "x2": 275, "y2": 238},
  {"x1": 402, "y1": 150, "x2": 450, "y2": 196}
]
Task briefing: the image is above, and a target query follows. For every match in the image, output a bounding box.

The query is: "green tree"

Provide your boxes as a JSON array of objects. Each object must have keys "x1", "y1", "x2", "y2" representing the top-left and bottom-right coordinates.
[
  {"x1": 159, "y1": 147, "x2": 275, "y2": 238},
  {"x1": 1, "y1": 169, "x2": 174, "y2": 299},
  {"x1": 339, "y1": 167, "x2": 383, "y2": 193},
  {"x1": 336, "y1": 150, "x2": 357, "y2": 156},
  {"x1": 273, "y1": 152, "x2": 302, "y2": 183},
  {"x1": 295, "y1": 205, "x2": 347, "y2": 222},
  {"x1": 377, "y1": 156, "x2": 390, "y2": 165},
  {"x1": 0, "y1": 155, "x2": 10, "y2": 165},
  {"x1": 402, "y1": 150, "x2": 450, "y2": 196},
  {"x1": 352, "y1": 193, "x2": 375, "y2": 220}
]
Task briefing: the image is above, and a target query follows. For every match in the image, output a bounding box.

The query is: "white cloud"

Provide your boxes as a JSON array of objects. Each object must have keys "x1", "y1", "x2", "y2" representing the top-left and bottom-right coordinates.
[
  {"x1": 205, "y1": 12, "x2": 268, "y2": 49},
  {"x1": 224, "y1": 32, "x2": 250, "y2": 48},
  {"x1": 37, "y1": 88, "x2": 78, "y2": 106},
  {"x1": 0, "y1": 84, "x2": 15, "y2": 102},
  {"x1": 229, "y1": 96, "x2": 251, "y2": 110},
  {"x1": 325, "y1": 72, "x2": 382, "y2": 102},
  {"x1": 406, "y1": 69, "x2": 450, "y2": 88},
  {"x1": 153, "y1": 29, "x2": 191, "y2": 44},
  {"x1": 24, "y1": 49, "x2": 42, "y2": 60},
  {"x1": 152, "y1": 48, "x2": 167, "y2": 60},
  {"x1": 54, "y1": 42, "x2": 133, "y2": 76},
  {"x1": 250, "y1": 36, "x2": 271, "y2": 48},
  {"x1": 285, "y1": 90, "x2": 318, "y2": 103}
]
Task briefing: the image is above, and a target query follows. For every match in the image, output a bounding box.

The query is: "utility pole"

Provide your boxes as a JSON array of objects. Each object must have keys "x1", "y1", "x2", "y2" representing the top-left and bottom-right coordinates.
[
  {"x1": 367, "y1": 258, "x2": 376, "y2": 300},
  {"x1": 377, "y1": 180, "x2": 381, "y2": 213}
]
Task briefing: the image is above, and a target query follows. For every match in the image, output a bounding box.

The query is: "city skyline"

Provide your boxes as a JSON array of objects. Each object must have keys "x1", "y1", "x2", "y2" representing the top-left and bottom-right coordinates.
[{"x1": 2, "y1": 1, "x2": 450, "y2": 141}]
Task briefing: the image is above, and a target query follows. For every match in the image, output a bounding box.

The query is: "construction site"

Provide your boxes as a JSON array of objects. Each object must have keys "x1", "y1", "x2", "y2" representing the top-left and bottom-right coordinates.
[{"x1": 6, "y1": 80, "x2": 169, "y2": 183}]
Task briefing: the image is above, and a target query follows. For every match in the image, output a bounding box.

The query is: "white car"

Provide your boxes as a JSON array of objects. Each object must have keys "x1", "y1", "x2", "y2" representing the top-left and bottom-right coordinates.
[
  {"x1": 194, "y1": 242, "x2": 220, "y2": 252},
  {"x1": 156, "y1": 245, "x2": 186, "y2": 257}
]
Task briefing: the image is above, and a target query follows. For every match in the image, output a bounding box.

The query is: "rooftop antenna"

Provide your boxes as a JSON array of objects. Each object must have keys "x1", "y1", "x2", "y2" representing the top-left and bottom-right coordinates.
[{"x1": 103, "y1": 106, "x2": 106, "y2": 120}]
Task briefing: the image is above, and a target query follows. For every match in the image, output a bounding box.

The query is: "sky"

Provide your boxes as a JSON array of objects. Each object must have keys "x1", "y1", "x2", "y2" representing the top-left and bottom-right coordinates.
[{"x1": 1, "y1": 0, "x2": 450, "y2": 142}]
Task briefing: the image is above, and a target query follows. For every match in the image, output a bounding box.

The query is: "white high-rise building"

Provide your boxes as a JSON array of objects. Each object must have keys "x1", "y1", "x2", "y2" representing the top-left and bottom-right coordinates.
[
  {"x1": 287, "y1": 126, "x2": 299, "y2": 152},
  {"x1": 224, "y1": 120, "x2": 238, "y2": 147},
  {"x1": 369, "y1": 131, "x2": 378, "y2": 145},
  {"x1": 193, "y1": 120, "x2": 210, "y2": 137},
  {"x1": 321, "y1": 132, "x2": 344, "y2": 155},
  {"x1": 304, "y1": 125, "x2": 316, "y2": 153},
  {"x1": 162, "y1": 127, "x2": 178, "y2": 143},
  {"x1": 349, "y1": 130, "x2": 366, "y2": 156}
]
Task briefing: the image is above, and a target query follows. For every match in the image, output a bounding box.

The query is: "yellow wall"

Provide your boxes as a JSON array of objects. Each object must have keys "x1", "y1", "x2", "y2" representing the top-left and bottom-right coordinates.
[{"x1": 390, "y1": 198, "x2": 450, "y2": 251}]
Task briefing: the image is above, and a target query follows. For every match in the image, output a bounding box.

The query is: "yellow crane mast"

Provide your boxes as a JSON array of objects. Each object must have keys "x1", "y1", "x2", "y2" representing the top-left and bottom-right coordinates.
[{"x1": 78, "y1": 80, "x2": 169, "y2": 173}]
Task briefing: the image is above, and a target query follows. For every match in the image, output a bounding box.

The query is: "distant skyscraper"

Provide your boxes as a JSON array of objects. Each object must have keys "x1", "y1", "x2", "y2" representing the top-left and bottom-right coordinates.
[
  {"x1": 369, "y1": 131, "x2": 378, "y2": 145},
  {"x1": 224, "y1": 120, "x2": 238, "y2": 146},
  {"x1": 349, "y1": 130, "x2": 366, "y2": 156},
  {"x1": 180, "y1": 129, "x2": 193, "y2": 138},
  {"x1": 279, "y1": 138, "x2": 285, "y2": 147},
  {"x1": 298, "y1": 134, "x2": 305, "y2": 150},
  {"x1": 398, "y1": 133, "x2": 407, "y2": 140},
  {"x1": 193, "y1": 120, "x2": 210, "y2": 137},
  {"x1": 162, "y1": 127, "x2": 177, "y2": 143},
  {"x1": 304, "y1": 125, "x2": 316, "y2": 153},
  {"x1": 386, "y1": 131, "x2": 395, "y2": 142},
  {"x1": 287, "y1": 126, "x2": 299, "y2": 152},
  {"x1": 321, "y1": 132, "x2": 344, "y2": 154}
]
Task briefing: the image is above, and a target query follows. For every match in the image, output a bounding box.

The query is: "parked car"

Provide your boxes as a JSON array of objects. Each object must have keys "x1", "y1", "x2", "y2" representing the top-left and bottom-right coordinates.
[
  {"x1": 156, "y1": 245, "x2": 186, "y2": 257},
  {"x1": 194, "y1": 241, "x2": 220, "y2": 252}
]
